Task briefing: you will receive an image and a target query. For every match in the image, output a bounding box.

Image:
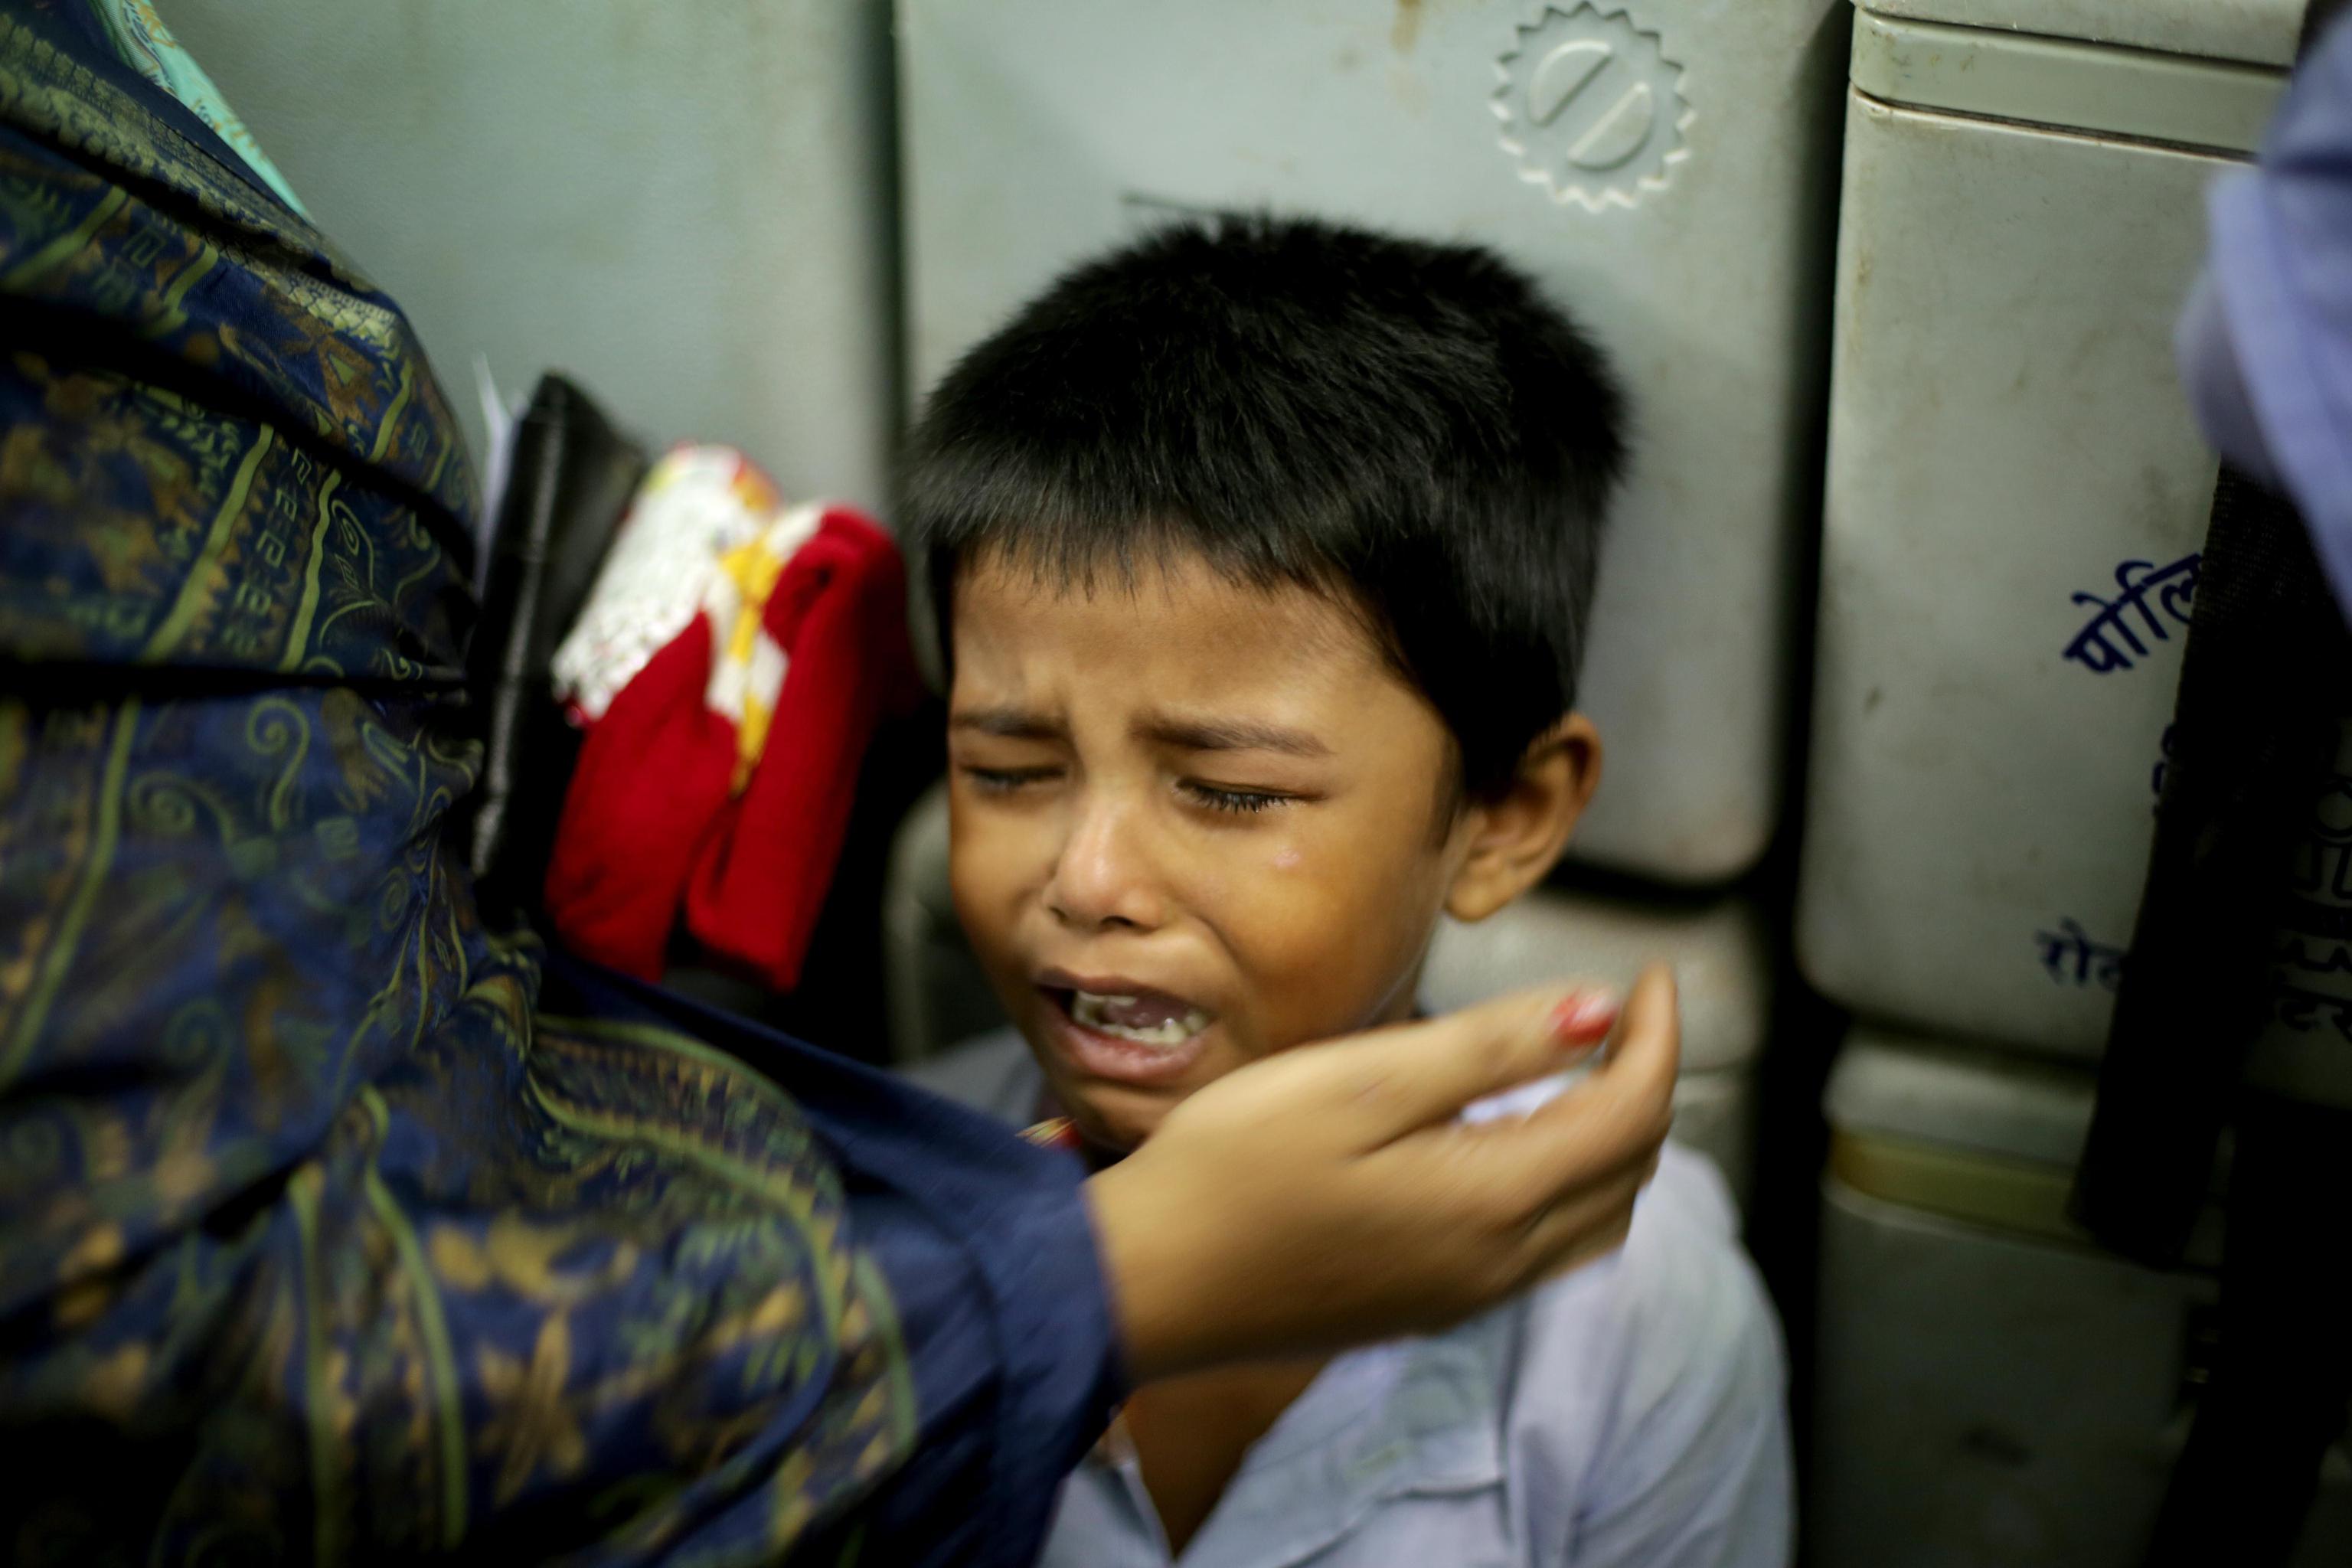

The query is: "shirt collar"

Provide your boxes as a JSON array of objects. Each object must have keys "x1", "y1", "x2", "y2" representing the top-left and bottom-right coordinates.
[{"x1": 1173, "y1": 1302, "x2": 1517, "y2": 1568}]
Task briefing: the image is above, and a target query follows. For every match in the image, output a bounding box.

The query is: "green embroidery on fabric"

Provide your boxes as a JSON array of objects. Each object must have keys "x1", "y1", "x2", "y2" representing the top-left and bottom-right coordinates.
[
  {"x1": 280, "y1": 469, "x2": 342, "y2": 669},
  {"x1": 0, "y1": 180, "x2": 125, "y2": 289},
  {"x1": 141, "y1": 426, "x2": 272, "y2": 662},
  {"x1": 0, "y1": 698, "x2": 137, "y2": 1091},
  {"x1": 286, "y1": 1163, "x2": 347, "y2": 1568},
  {"x1": 526, "y1": 1066, "x2": 853, "y2": 1345}
]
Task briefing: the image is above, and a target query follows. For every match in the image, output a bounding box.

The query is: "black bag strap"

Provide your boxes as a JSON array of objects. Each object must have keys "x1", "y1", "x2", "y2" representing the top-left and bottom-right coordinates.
[
  {"x1": 2073, "y1": 467, "x2": 2351, "y2": 1568},
  {"x1": 2070, "y1": 467, "x2": 2346, "y2": 1263},
  {"x1": 2072, "y1": 0, "x2": 2352, "y2": 1262},
  {"x1": 2138, "y1": 1092, "x2": 2352, "y2": 1568},
  {"x1": 2098, "y1": 14, "x2": 2352, "y2": 1552}
]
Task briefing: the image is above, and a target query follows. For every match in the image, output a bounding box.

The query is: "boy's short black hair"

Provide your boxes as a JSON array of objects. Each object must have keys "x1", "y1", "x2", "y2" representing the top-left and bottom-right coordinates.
[{"x1": 901, "y1": 213, "x2": 1626, "y2": 802}]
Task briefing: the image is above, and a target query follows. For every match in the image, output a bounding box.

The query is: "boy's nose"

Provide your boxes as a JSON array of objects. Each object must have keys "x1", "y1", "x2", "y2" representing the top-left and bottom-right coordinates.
[{"x1": 1044, "y1": 795, "x2": 1166, "y2": 932}]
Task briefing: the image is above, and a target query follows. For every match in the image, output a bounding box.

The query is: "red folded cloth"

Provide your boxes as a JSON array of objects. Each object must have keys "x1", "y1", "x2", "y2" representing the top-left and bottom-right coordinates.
[{"x1": 544, "y1": 505, "x2": 921, "y2": 989}]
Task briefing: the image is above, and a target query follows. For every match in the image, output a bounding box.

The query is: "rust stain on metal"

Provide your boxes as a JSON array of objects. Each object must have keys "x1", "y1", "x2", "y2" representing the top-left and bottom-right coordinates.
[{"x1": 1393, "y1": 0, "x2": 1425, "y2": 54}]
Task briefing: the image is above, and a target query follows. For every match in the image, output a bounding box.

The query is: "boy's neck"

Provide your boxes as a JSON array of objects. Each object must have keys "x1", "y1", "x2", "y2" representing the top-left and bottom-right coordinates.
[{"x1": 1125, "y1": 1355, "x2": 1330, "y2": 1555}]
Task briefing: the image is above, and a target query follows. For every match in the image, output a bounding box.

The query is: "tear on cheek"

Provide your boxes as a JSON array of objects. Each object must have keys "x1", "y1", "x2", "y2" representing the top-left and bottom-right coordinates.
[{"x1": 1272, "y1": 847, "x2": 1303, "y2": 872}]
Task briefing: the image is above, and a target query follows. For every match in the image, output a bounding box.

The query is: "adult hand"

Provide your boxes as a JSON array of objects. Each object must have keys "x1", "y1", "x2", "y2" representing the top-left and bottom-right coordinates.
[{"x1": 1087, "y1": 964, "x2": 1679, "y2": 1383}]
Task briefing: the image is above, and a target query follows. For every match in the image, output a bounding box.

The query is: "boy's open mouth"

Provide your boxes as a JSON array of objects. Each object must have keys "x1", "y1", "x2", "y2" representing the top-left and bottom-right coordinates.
[
  {"x1": 1068, "y1": 989, "x2": 1211, "y2": 1046},
  {"x1": 1038, "y1": 976, "x2": 1215, "y2": 1050}
]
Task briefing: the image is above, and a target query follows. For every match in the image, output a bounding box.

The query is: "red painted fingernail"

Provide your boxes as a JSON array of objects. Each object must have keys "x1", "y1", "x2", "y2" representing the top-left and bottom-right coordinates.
[{"x1": 1550, "y1": 989, "x2": 1620, "y2": 1045}]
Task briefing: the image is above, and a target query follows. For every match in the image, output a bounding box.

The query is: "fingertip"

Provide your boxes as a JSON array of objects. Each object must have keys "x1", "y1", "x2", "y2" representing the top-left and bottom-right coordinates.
[{"x1": 1547, "y1": 987, "x2": 1621, "y2": 1047}]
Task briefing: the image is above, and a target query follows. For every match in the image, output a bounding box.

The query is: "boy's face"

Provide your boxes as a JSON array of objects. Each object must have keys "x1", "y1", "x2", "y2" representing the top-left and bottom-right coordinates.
[{"x1": 946, "y1": 550, "x2": 1589, "y2": 1153}]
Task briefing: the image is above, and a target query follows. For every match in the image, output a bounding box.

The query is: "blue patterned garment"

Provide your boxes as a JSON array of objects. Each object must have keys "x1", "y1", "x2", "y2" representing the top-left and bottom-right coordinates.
[{"x1": 0, "y1": 4, "x2": 1122, "y2": 1563}]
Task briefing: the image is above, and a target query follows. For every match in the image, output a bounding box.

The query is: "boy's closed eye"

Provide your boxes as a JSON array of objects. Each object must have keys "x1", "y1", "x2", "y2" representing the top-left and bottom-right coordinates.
[
  {"x1": 959, "y1": 763, "x2": 1063, "y2": 794},
  {"x1": 950, "y1": 702, "x2": 1333, "y2": 818},
  {"x1": 1178, "y1": 780, "x2": 1300, "y2": 815},
  {"x1": 954, "y1": 761, "x2": 1308, "y2": 817}
]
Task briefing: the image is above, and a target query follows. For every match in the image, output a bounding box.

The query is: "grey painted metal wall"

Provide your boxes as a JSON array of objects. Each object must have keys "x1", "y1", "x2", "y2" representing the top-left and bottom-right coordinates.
[{"x1": 168, "y1": 0, "x2": 900, "y2": 517}]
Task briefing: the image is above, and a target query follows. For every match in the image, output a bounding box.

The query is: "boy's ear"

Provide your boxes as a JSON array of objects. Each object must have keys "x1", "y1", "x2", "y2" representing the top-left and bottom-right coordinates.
[{"x1": 1444, "y1": 714, "x2": 1602, "y2": 923}]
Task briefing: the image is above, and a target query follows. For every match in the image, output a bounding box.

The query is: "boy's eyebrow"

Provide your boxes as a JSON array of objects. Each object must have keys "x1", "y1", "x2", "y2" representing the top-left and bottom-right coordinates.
[
  {"x1": 1137, "y1": 714, "x2": 1332, "y2": 758},
  {"x1": 949, "y1": 705, "x2": 1331, "y2": 757},
  {"x1": 950, "y1": 706, "x2": 1066, "y2": 740}
]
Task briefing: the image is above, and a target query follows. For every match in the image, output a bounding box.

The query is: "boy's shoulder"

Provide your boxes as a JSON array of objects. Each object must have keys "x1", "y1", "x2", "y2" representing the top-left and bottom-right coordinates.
[
  {"x1": 1501, "y1": 1144, "x2": 1790, "y2": 1563},
  {"x1": 1512, "y1": 1142, "x2": 1775, "y2": 1396},
  {"x1": 903, "y1": 1026, "x2": 1040, "y2": 1126}
]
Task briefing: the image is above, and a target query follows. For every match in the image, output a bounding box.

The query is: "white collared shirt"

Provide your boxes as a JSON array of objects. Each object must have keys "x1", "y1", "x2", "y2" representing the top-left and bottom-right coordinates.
[{"x1": 910, "y1": 1030, "x2": 1794, "y2": 1568}]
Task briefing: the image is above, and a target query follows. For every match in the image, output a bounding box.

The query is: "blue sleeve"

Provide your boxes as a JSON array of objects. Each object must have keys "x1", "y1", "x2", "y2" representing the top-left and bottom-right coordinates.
[
  {"x1": 544, "y1": 961, "x2": 1129, "y2": 1568},
  {"x1": 2181, "y1": 9, "x2": 2352, "y2": 609},
  {"x1": 2176, "y1": 270, "x2": 2282, "y2": 492}
]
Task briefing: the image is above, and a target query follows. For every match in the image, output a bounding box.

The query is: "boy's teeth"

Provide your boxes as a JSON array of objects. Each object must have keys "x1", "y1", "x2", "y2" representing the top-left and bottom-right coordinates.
[{"x1": 1070, "y1": 989, "x2": 1210, "y2": 1046}]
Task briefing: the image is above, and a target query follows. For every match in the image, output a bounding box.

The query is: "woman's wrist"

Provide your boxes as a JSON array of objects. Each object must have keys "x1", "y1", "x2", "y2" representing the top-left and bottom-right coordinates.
[{"x1": 1083, "y1": 1157, "x2": 1218, "y2": 1386}]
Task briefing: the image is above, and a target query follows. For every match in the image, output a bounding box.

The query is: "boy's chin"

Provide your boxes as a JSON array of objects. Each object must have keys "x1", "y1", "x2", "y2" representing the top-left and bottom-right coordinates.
[{"x1": 1057, "y1": 1081, "x2": 1174, "y2": 1159}]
